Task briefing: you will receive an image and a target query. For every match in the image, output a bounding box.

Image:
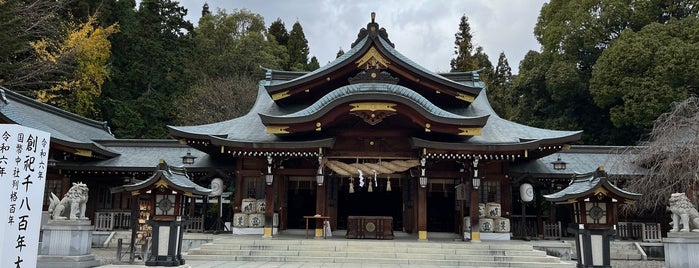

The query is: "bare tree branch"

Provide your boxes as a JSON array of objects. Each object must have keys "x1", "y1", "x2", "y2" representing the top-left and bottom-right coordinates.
[{"x1": 624, "y1": 97, "x2": 699, "y2": 214}]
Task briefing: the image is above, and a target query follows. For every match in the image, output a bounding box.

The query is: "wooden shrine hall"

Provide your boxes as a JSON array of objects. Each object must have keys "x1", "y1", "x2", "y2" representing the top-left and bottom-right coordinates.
[{"x1": 168, "y1": 13, "x2": 582, "y2": 240}]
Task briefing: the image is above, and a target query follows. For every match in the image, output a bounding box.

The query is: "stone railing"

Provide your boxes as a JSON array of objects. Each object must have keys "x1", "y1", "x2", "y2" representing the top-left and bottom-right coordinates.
[
  {"x1": 95, "y1": 211, "x2": 131, "y2": 231},
  {"x1": 617, "y1": 222, "x2": 662, "y2": 242}
]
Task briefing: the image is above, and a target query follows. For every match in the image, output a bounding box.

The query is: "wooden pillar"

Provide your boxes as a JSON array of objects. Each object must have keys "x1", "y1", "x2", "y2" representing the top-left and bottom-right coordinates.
[
  {"x1": 233, "y1": 175, "x2": 243, "y2": 214},
  {"x1": 417, "y1": 183, "x2": 427, "y2": 240},
  {"x1": 314, "y1": 183, "x2": 326, "y2": 238},
  {"x1": 470, "y1": 186, "x2": 481, "y2": 242},
  {"x1": 263, "y1": 176, "x2": 275, "y2": 238},
  {"x1": 278, "y1": 176, "x2": 287, "y2": 230}
]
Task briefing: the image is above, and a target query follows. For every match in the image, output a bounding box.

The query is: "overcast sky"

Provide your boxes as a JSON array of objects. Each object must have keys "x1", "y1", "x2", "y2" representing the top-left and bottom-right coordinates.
[{"x1": 177, "y1": 0, "x2": 548, "y2": 74}]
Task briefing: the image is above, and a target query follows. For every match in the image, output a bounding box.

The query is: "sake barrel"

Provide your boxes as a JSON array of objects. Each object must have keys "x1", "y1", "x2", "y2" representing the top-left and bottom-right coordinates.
[
  {"x1": 479, "y1": 218, "x2": 494, "y2": 233},
  {"x1": 256, "y1": 199, "x2": 266, "y2": 213},
  {"x1": 478, "y1": 203, "x2": 486, "y2": 217},
  {"x1": 241, "y1": 198, "x2": 256, "y2": 213},
  {"x1": 232, "y1": 213, "x2": 248, "y2": 227},
  {"x1": 463, "y1": 217, "x2": 471, "y2": 232},
  {"x1": 485, "y1": 202, "x2": 501, "y2": 218},
  {"x1": 248, "y1": 213, "x2": 265, "y2": 228},
  {"x1": 493, "y1": 217, "x2": 510, "y2": 233}
]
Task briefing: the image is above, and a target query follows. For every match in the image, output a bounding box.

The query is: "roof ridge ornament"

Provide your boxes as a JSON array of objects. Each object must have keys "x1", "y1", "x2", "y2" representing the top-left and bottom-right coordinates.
[{"x1": 351, "y1": 12, "x2": 394, "y2": 48}]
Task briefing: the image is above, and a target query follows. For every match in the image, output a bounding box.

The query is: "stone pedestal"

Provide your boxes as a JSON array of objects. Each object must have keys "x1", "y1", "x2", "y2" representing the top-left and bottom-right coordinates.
[
  {"x1": 146, "y1": 219, "x2": 187, "y2": 266},
  {"x1": 568, "y1": 225, "x2": 614, "y2": 268},
  {"x1": 37, "y1": 220, "x2": 100, "y2": 268},
  {"x1": 664, "y1": 232, "x2": 699, "y2": 268}
]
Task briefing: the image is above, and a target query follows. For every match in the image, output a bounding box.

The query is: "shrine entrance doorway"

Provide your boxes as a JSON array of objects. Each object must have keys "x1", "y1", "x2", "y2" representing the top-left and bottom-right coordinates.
[
  {"x1": 285, "y1": 177, "x2": 317, "y2": 229},
  {"x1": 336, "y1": 175, "x2": 404, "y2": 231}
]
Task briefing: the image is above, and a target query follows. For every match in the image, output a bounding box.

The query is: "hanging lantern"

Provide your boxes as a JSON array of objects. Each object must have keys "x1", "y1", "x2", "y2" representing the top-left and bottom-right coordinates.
[{"x1": 520, "y1": 183, "x2": 534, "y2": 202}]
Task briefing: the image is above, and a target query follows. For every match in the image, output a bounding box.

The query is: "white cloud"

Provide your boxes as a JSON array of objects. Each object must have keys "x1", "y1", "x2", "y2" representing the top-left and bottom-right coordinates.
[{"x1": 178, "y1": 0, "x2": 547, "y2": 74}]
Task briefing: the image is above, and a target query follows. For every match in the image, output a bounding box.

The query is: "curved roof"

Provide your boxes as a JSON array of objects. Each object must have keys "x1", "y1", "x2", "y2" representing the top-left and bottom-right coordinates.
[
  {"x1": 0, "y1": 87, "x2": 118, "y2": 157},
  {"x1": 259, "y1": 83, "x2": 488, "y2": 126},
  {"x1": 264, "y1": 20, "x2": 481, "y2": 103},
  {"x1": 168, "y1": 18, "x2": 582, "y2": 155},
  {"x1": 543, "y1": 167, "x2": 641, "y2": 203},
  {"x1": 110, "y1": 160, "x2": 211, "y2": 196},
  {"x1": 411, "y1": 89, "x2": 582, "y2": 150},
  {"x1": 168, "y1": 83, "x2": 335, "y2": 150}
]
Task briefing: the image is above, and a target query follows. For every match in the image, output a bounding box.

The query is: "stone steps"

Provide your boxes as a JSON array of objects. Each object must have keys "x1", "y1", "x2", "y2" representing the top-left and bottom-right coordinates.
[{"x1": 185, "y1": 237, "x2": 575, "y2": 267}]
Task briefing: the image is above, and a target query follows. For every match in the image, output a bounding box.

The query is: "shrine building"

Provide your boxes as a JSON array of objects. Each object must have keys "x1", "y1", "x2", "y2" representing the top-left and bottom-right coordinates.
[{"x1": 168, "y1": 14, "x2": 582, "y2": 239}]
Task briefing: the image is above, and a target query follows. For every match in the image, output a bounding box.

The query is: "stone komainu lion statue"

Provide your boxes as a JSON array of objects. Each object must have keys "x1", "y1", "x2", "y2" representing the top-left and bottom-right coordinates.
[
  {"x1": 48, "y1": 182, "x2": 89, "y2": 220},
  {"x1": 668, "y1": 192, "x2": 699, "y2": 232}
]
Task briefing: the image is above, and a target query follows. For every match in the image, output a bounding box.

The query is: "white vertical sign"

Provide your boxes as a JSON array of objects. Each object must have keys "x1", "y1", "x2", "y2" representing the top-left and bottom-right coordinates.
[{"x1": 0, "y1": 124, "x2": 50, "y2": 268}]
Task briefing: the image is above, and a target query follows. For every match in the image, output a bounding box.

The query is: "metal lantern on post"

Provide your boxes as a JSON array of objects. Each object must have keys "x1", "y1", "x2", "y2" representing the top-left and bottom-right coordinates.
[
  {"x1": 472, "y1": 162, "x2": 480, "y2": 190},
  {"x1": 551, "y1": 156, "x2": 567, "y2": 170},
  {"x1": 316, "y1": 156, "x2": 324, "y2": 186},
  {"x1": 181, "y1": 150, "x2": 197, "y2": 165},
  {"x1": 110, "y1": 160, "x2": 211, "y2": 267},
  {"x1": 265, "y1": 155, "x2": 274, "y2": 186},
  {"x1": 419, "y1": 157, "x2": 427, "y2": 188},
  {"x1": 544, "y1": 166, "x2": 640, "y2": 268}
]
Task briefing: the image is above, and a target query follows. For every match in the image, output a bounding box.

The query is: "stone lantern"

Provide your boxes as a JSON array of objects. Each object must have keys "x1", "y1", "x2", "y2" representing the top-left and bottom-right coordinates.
[
  {"x1": 543, "y1": 166, "x2": 640, "y2": 268},
  {"x1": 111, "y1": 160, "x2": 211, "y2": 266}
]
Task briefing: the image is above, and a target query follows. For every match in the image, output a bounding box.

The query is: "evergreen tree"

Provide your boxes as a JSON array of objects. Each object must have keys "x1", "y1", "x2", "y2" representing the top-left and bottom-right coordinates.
[
  {"x1": 287, "y1": 21, "x2": 310, "y2": 71},
  {"x1": 101, "y1": 0, "x2": 194, "y2": 138},
  {"x1": 510, "y1": 0, "x2": 670, "y2": 144},
  {"x1": 307, "y1": 56, "x2": 320, "y2": 71},
  {"x1": 489, "y1": 52, "x2": 513, "y2": 117},
  {"x1": 336, "y1": 48, "x2": 345, "y2": 58},
  {"x1": 0, "y1": 0, "x2": 69, "y2": 94},
  {"x1": 450, "y1": 15, "x2": 478, "y2": 72},
  {"x1": 268, "y1": 18, "x2": 289, "y2": 46}
]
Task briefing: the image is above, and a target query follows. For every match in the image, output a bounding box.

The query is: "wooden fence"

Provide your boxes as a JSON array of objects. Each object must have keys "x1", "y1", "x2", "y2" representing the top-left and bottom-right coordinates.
[
  {"x1": 95, "y1": 211, "x2": 131, "y2": 231},
  {"x1": 616, "y1": 222, "x2": 662, "y2": 242}
]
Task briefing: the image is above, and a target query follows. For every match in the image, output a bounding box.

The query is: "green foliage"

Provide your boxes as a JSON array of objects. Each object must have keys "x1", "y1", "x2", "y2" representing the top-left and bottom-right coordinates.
[
  {"x1": 336, "y1": 48, "x2": 345, "y2": 58},
  {"x1": 268, "y1": 18, "x2": 289, "y2": 46},
  {"x1": 510, "y1": 0, "x2": 691, "y2": 145},
  {"x1": 0, "y1": 0, "x2": 26, "y2": 85},
  {"x1": 288, "y1": 21, "x2": 310, "y2": 71},
  {"x1": 307, "y1": 56, "x2": 320, "y2": 71},
  {"x1": 100, "y1": 0, "x2": 195, "y2": 138},
  {"x1": 450, "y1": 15, "x2": 477, "y2": 72},
  {"x1": 190, "y1": 9, "x2": 284, "y2": 78},
  {"x1": 590, "y1": 18, "x2": 699, "y2": 133},
  {"x1": 0, "y1": 0, "x2": 68, "y2": 93},
  {"x1": 488, "y1": 52, "x2": 513, "y2": 117}
]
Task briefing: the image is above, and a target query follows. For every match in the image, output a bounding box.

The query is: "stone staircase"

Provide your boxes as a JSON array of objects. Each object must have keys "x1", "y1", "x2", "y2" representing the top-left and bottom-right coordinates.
[
  {"x1": 610, "y1": 241, "x2": 644, "y2": 260},
  {"x1": 569, "y1": 240, "x2": 645, "y2": 261},
  {"x1": 185, "y1": 236, "x2": 576, "y2": 267}
]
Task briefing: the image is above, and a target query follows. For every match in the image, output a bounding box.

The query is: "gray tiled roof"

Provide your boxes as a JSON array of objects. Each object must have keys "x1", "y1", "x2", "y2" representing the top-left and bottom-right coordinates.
[
  {"x1": 266, "y1": 37, "x2": 369, "y2": 87},
  {"x1": 0, "y1": 87, "x2": 117, "y2": 156},
  {"x1": 510, "y1": 145, "x2": 647, "y2": 178},
  {"x1": 543, "y1": 167, "x2": 641, "y2": 202},
  {"x1": 448, "y1": 89, "x2": 582, "y2": 144},
  {"x1": 266, "y1": 83, "x2": 485, "y2": 121},
  {"x1": 111, "y1": 161, "x2": 211, "y2": 196},
  {"x1": 60, "y1": 139, "x2": 228, "y2": 171},
  {"x1": 378, "y1": 38, "x2": 482, "y2": 92},
  {"x1": 168, "y1": 24, "x2": 581, "y2": 150}
]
